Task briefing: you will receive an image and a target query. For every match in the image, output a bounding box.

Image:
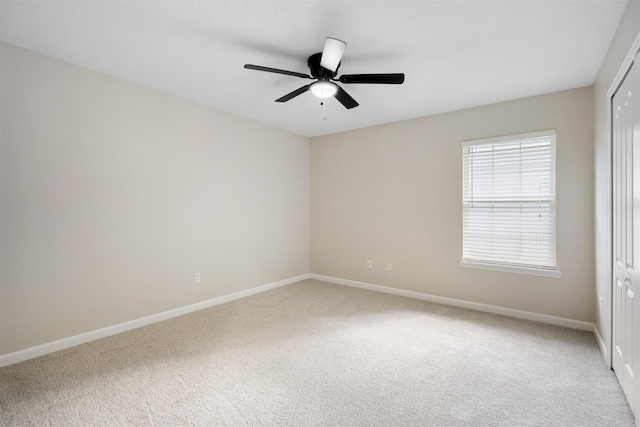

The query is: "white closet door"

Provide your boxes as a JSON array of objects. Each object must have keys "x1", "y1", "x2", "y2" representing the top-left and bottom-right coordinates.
[{"x1": 612, "y1": 51, "x2": 640, "y2": 418}]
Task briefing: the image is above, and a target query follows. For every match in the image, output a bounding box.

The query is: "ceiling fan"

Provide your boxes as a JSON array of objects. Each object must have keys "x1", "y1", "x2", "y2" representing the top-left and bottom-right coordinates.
[{"x1": 244, "y1": 38, "x2": 405, "y2": 109}]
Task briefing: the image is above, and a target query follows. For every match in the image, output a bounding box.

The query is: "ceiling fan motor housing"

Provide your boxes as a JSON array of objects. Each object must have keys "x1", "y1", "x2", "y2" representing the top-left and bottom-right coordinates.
[{"x1": 308, "y1": 53, "x2": 338, "y2": 79}]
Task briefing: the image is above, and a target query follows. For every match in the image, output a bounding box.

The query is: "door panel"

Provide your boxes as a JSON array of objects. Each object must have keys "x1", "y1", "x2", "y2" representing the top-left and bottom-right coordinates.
[{"x1": 612, "y1": 53, "x2": 639, "y2": 417}]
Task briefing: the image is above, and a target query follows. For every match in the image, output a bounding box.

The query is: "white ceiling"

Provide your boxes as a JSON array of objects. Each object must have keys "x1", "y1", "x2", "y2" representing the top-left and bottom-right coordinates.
[{"x1": 0, "y1": 1, "x2": 629, "y2": 137}]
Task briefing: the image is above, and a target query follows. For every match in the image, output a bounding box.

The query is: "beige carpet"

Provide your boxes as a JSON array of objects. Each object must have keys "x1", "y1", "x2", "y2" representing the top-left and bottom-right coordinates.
[{"x1": 0, "y1": 279, "x2": 635, "y2": 426}]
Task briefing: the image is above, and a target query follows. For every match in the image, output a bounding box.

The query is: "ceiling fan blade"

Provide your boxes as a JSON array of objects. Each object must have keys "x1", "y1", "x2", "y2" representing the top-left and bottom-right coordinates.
[
  {"x1": 275, "y1": 85, "x2": 311, "y2": 102},
  {"x1": 339, "y1": 73, "x2": 405, "y2": 84},
  {"x1": 244, "y1": 64, "x2": 311, "y2": 79},
  {"x1": 334, "y1": 86, "x2": 359, "y2": 109},
  {"x1": 320, "y1": 38, "x2": 347, "y2": 72}
]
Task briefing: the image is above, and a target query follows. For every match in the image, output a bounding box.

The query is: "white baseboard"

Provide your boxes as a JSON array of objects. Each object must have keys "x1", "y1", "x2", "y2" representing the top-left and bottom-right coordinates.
[
  {"x1": 0, "y1": 274, "x2": 310, "y2": 368},
  {"x1": 310, "y1": 274, "x2": 595, "y2": 332},
  {"x1": 1, "y1": 273, "x2": 597, "y2": 368},
  {"x1": 592, "y1": 325, "x2": 610, "y2": 367}
]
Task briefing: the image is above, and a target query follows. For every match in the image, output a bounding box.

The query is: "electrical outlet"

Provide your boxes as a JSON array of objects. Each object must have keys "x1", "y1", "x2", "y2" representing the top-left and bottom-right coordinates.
[
  {"x1": 195, "y1": 273, "x2": 201, "y2": 283},
  {"x1": 367, "y1": 260, "x2": 373, "y2": 269},
  {"x1": 386, "y1": 262, "x2": 392, "y2": 271}
]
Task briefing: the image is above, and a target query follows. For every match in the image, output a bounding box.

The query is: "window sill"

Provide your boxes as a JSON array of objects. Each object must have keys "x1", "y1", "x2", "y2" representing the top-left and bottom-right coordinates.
[{"x1": 459, "y1": 261, "x2": 562, "y2": 278}]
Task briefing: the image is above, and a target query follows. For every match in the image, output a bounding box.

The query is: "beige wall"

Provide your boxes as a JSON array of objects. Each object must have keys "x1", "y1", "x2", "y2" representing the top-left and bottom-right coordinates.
[
  {"x1": 0, "y1": 43, "x2": 310, "y2": 355},
  {"x1": 593, "y1": 0, "x2": 640, "y2": 359},
  {"x1": 311, "y1": 87, "x2": 595, "y2": 322}
]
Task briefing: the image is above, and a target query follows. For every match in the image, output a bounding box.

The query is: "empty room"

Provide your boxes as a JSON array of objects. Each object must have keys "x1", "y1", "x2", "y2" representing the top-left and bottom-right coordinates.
[{"x1": 1, "y1": 0, "x2": 640, "y2": 425}]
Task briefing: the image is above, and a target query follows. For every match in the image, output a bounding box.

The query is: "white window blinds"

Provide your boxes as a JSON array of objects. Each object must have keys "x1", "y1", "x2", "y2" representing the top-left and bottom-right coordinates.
[{"x1": 462, "y1": 130, "x2": 557, "y2": 271}]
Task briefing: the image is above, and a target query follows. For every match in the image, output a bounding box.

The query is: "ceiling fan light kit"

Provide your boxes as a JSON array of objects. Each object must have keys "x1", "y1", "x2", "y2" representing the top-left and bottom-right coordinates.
[
  {"x1": 244, "y1": 37, "x2": 405, "y2": 109},
  {"x1": 310, "y1": 81, "x2": 337, "y2": 98}
]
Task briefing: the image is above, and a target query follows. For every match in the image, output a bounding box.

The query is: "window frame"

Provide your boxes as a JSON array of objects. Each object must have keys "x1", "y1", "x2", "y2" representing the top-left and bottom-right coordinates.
[{"x1": 459, "y1": 129, "x2": 562, "y2": 278}]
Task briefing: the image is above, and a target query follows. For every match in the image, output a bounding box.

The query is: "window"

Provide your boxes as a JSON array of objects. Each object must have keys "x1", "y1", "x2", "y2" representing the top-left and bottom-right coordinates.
[{"x1": 460, "y1": 130, "x2": 561, "y2": 278}]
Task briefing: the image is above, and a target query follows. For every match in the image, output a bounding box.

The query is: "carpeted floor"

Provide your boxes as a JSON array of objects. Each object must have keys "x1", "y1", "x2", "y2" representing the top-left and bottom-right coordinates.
[{"x1": 0, "y1": 279, "x2": 635, "y2": 426}]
